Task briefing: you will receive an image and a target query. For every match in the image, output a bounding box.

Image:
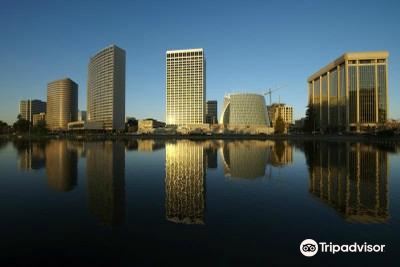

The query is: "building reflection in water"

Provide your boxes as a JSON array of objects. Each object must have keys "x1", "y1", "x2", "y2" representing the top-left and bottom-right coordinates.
[
  {"x1": 305, "y1": 142, "x2": 389, "y2": 223},
  {"x1": 45, "y1": 140, "x2": 78, "y2": 192},
  {"x1": 220, "y1": 140, "x2": 293, "y2": 179},
  {"x1": 86, "y1": 141, "x2": 126, "y2": 226},
  {"x1": 165, "y1": 141, "x2": 205, "y2": 224},
  {"x1": 15, "y1": 141, "x2": 46, "y2": 171}
]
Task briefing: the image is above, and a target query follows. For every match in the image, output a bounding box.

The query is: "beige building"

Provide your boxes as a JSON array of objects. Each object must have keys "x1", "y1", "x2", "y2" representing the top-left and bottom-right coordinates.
[
  {"x1": 46, "y1": 78, "x2": 78, "y2": 131},
  {"x1": 267, "y1": 103, "x2": 293, "y2": 127},
  {"x1": 19, "y1": 99, "x2": 46, "y2": 122},
  {"x1": 32, "y1": 112, "x2": 46, "y2": 126},
  {"x1": 166, "y1": 48, "x2": 205, "y2": 126},
  {"x1": 87, "y1": 45, "x2": 126, "y2": 130},
  {"x1": 308, "y1": 51, "x2": 389, "y2": 131},
  {"x1": 138, "y1": 119, "x2": 165, "y2": 133}
]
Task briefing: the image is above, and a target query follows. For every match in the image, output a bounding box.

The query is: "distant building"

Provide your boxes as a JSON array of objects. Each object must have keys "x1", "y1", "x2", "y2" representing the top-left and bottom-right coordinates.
[
  {"x1": 19, "y1": 99, "x2": 46, "y2": 122},
  {"x1": 206, "y1": 100, "x2": 218, "y2": 124},
  {"x1": 46, "y1": 78, "x2": 78, "y2": 131},
  {"x1": 166, "y1": 48, "x2": 205, "y2": 126},
  {"x1": 87, "y1": 45, "x2": 126, "y2": 130},
  {"x1": 267, "y1": 103, "x2": 293, "y2": 127},
  {"x1": 308, "y1": 51, "x2": 389, "y2": 131},
  {"x1": 67, "y1": 121, "x2": 103, "y2": 131},
  {"x1": 138, "y1": 119, "x2": 166, "y2": 133},
  {"x1": 220, "y1": 93, "x2": 269, "y2": 126},
  {"x1": 78, "y1": 110, "x2": 87, "y2": 121},
  {"x1": 32, "y1": 112, "x2": 46, "y2": 126}
]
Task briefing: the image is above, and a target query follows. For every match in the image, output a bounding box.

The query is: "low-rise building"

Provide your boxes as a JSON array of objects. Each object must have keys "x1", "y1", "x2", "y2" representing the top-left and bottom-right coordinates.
[
  {"x1": 67, "y1": 121, "x2": 103, "y2": 131},
  {"x1": 138, "y1": 119, "x2": 166, "y2": 133},
  {"x1": 32, "y1": 112, "x2": 46, "y2": 126},
  {"x1": 267, "y1": 103, "x2": 293, "y2": 127}
]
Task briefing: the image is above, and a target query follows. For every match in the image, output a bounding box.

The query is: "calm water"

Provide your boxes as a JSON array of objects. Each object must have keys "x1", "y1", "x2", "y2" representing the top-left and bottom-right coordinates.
[{"x1": 1, "y1": 139, "x2": 399, "y2": 266}]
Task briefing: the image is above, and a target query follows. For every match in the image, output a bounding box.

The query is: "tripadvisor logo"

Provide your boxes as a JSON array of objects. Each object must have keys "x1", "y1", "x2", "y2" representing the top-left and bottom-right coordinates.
[{"x1": 300, "y1": 239, "x2": 386, "y2": 257}]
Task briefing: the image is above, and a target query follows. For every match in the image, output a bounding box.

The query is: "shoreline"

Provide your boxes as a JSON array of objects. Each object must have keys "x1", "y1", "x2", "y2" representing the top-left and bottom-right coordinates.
[{"x1": 2, "y1": 133, "x2": 400, "y2": 143}]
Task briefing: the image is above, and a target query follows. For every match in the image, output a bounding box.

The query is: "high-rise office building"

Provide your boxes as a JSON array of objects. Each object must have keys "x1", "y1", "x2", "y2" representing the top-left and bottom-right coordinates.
[
  {"x1": 206, "y1": 100, "x2": 218, "y2": 124},
  {"x1": 166, "y1": 48, "x2": 205, "y2": 125},
  {"x1": 46, "y1": 78, "x2": 78, "y2": 130},
  {"x1": 78, "y1": 110, "x2": 87, "y2": 121},
  {"x1": 308, "y1": 51, "x2": 389, "y2": 131},
  {"x1": 87, "y1": 45, "x2": 126, "y2": 130},
  {"x1": 19, "y1": 99, "x2": 46, "y2": 122}
]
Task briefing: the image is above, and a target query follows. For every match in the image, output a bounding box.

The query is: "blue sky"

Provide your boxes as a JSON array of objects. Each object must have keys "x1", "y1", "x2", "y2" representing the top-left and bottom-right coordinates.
[{"x1": 0, "y1": 0, "x2": 399, "y2": 124}]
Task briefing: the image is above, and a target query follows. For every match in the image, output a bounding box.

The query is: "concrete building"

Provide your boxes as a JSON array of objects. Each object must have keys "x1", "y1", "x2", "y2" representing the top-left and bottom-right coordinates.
[
  {"x1": 46, "y1": 78, "x2": 78, "y2": 131},
  {"x1": 267, "y1": 103, "x2": 293, "y2": 127},
  {"x1": 138, "y1": 119, "x2": 166, "y2": 133},
  {"x1": 220, "y1": 93, "x2": 269, "y2": 126},
  {"x1": 166, "y1": 48, "x2": 205, "y2": 126},
  {"x1": 206, "y1": 100, "x2": 218, "y2": 124},
  {"x1": 19, "y1": 99, "x2": 46, "y2": 122},
  {"x1": 87, "y1": 45, "x2": 126, "y2": 130},
  {"x1": 32, "y1": 112, "x2": 46, "y2": 126},
  {"x1": 308, "y1": 51, "x2": 389, "y2": 131},
  {"x1": 67, "y1": 121, "x2": 103, "y2": 131}
]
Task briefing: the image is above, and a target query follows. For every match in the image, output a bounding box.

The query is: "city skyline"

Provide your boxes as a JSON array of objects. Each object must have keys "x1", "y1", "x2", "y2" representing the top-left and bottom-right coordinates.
[{"x1": 1, "y1": 0, "x2": 399, "y2": 125}]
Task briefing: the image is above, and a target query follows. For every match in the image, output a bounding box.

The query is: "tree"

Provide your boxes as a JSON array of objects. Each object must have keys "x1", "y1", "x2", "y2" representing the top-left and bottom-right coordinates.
[
  {"x1": 13, "y1": 115, "x2": 30, "y2": 133},
  {"x1": 0, "y1": 120, "x2": 9, "y2": 134},
  {"x1": 32, "y1": 120, "x2": 48, "y2": 135},
  {"x1": 303, "y1": 104, "x2": 316, "y2": 132},
  {"x1": 274, "y1": 115, "x2": 285, "y2": 134}
]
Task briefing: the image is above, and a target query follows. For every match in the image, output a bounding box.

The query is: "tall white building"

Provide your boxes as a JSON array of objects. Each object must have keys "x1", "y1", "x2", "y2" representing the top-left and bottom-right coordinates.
[
  {"x1": 87, "y1": 45, "x2": 126, "y2": 130},
  {"x1": 166, "y1": 48, "x2": 205, "y2": 125}
]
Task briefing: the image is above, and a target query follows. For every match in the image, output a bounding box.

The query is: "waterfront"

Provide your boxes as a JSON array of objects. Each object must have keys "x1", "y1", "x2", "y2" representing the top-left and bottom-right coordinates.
[{"x1": 1, "y1": 139, "x2": 400, "y2": 266}]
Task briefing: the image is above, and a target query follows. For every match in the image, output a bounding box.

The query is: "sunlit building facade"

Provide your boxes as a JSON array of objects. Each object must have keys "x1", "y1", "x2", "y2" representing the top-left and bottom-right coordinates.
[
  {"x1": 166, "y1": 48, "x2": 205, "y2": 125},
  {"x1": 19, "y1": 99, "x2": 46, "y2": 122},
  {"x1": 267, "y1": 103, "x2": 293, "y2": 127},
  {"x1": 220, "y1": 93, "x2": 269, "y2": 126},
  {"x1": 165, "y1": 141, "x2": 205, "y2": 224},
  {"x1": 308, "y1": 51, "x2": 389, "y2": 131},
  {"x1": 46, "y1": 78, "x2": 78, "y2": 130},
  {"x1": 87, "y1": 45, "x2": 126, "y2": 130}
]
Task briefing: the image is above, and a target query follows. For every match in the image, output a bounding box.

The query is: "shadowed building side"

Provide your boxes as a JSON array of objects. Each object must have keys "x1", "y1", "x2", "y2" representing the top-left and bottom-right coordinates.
[
  {"x1": 87, "y1": 45, "x2": 126, "y2": 130},
  {"x1": 307, "y1": 142, "x2": 389, "y2": 223},
  {"x1": 308, "y1": 51, "x2": 389, "y2": 132},
  {"x1": 86, "y1": 141, "x2": 126, "y2": 226}
]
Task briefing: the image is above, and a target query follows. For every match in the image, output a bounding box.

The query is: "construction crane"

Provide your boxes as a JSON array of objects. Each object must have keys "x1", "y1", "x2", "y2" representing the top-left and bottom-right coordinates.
[{"x1": 264, "y1": 85, "x2": 286, "y2": 105}]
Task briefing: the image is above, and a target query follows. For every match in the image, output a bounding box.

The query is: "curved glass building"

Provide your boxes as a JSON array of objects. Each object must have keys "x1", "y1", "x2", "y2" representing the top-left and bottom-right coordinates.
[{"x1": 220, "y1": 93, "x2": 269, "y2": 126}]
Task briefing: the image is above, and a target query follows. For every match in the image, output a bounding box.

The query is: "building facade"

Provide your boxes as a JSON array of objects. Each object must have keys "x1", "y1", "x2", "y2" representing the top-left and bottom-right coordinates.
[
  {"x1": 19, "y1": 99, "x2": 46, "y2": 122},
  {"x1": 206, "y1": 100, "x2": 218, "y2": 124},
  {"x1": 308, "y1": 51, "x2": 389, "y2": 131},
  {"x1": 267, "y1": 103, "x2": 293, "y2": 127},
  {"x1": 166, "y1": 48, "x2": 205, "y2": 126},
  {"x1": 32, "y1": 112, "x2": 46, "y2": 126},
  {"x1": 220, "y1": 93, "x2": 269, "y2": 126},
  {"x1": 46, "y1": 78, "x2": 78, "y2": 131},
  {"x1": 87, "y1": 45, "x2": 126, "y2": 130},
  {"x1": 78, "y1": 110, "x2": 87, "y2": 121}
]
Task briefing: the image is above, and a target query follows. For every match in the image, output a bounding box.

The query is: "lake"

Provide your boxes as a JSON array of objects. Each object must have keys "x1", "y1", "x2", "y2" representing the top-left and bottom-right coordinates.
[{"x1": 0, "y1": 139, "x2": 399, "y2": 266}]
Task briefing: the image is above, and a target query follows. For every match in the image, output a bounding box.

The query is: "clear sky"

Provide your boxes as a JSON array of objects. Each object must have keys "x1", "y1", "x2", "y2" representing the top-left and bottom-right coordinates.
[{"x1": 0, "y1": 0, "x2": 399, "y2": 124}]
